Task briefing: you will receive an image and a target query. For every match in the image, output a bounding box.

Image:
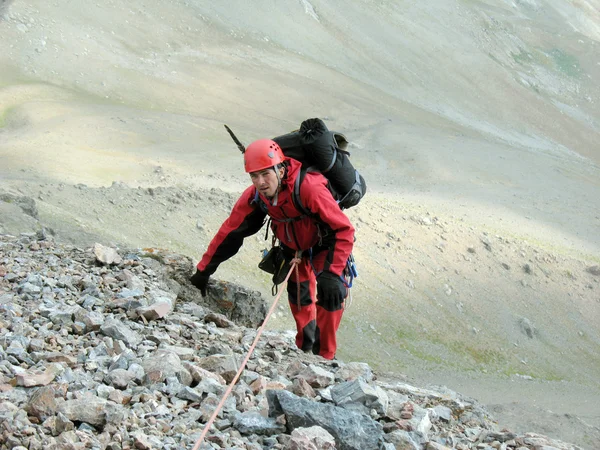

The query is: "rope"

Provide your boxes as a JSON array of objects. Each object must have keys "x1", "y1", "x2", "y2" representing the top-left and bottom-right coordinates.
[
  {"x1": 190, "y1": 257, "x2": 301, "y2": 450},
  {"x1": 294, "y1": 251, "x2": 301, "y2": 309}
]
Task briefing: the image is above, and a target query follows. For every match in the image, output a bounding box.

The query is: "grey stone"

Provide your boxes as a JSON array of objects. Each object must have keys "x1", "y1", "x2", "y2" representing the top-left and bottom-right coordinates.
[
  {"x1": 197, "y1": 354, "x2": 239, "y2": 383},
  {"x1": 586, "y1": 265, "x2": 600, "y2": 276},
  {"x1": 386, "y1": 390, "x2": 410, "y2": 420},
  {"x1": 141, "y1": 350, "x2": 191, "y2": 386},
  {"x1": 159, "y1": 344, "x2": 195, "y2": 361},
  {"x1": 289, "y1": 426, "x2": 336, "y2": 450},
  {"x1": 234, "y1": 411, "x2": 286, "y2": 436},
  {"x1": 433, "y1": 405, "x2": 452, "y2": 422},
  {"x1": 105, "y1": 368, "x2": 136, "y2": 389},
  {"x1": 135, "y1": 301, "x2": 172, "y2": 320},
  {"x1": 55, "y1": 412, "x2": 75, "y2": 434},
  {"x1": 385, "y1": 429, "x2": 420, "y2": 449},
  {"x1": 177, "y1": 386, "x2": 203, "y2": 403},
  {"x1": 267, "y1": 390, "x2": 385, "y2": 450},
  {"x1": 117, "y1": 288, "x2": 144, "y2": 298},
  {"x1": 519, "y1": 317, "x2": 536, "y2": 339},
  {"x1": 58, "y1": 396, "x2": 108, "y2": 427},
  {"x1": 25, "y1": 385, "x2": 58, "y2": 420},
  {"x1": 194, "y1": 279, "x2": 267, "y2": 328},
  {"x1": 94, "y1": 243, "x2": 122, "y2": 265},
  {"x1": 127, "y1": 362, "x2": 145, "y2": 382},
  {"x1": 297, "y1": 364, "x2": 335, "y2": 388},
  {"x1": 100, "y1": 318, "x2": 142, "y2": 347},
  {"x1": 336, "y1": 362, "x2": 373, "y2": 382},
  {"x1": 75, "y1": 309, "x2": 104, "y2": 331},
  {"x1": 204, "y1": 311, "x2": 236, "y2": 328},
  {"x1": 331, "y1": 378, "x2": 389, "y2": 417}
]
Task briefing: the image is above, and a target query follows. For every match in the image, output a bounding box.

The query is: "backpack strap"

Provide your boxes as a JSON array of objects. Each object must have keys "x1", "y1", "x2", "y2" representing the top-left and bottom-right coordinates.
[
  {"x1": 251, "y1": 189, "x2": 271, "y2": 240},
  {"x1": 322, "y1": 147, "x2": 337, "y2": 173},
  {"x1": 293, "y1": 166, "x2": 313, "y2": 217}
]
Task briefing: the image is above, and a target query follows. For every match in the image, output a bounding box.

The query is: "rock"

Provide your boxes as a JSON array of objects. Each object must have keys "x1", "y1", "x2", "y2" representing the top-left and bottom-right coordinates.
[
  {"x1": 291, "y1": 377, "x2": 316, "y2": 399},
  {"x1": 336, "y1": 362, "x2": 374, "y2": 382},
  {"x1": 76, "y1": 310, "x2": 104, "y2": 331},
  {"x1": 100, "y1": 318, "x2": 142, "y2": 347},
  {"x1": 288, "y1": 426, "x2": 337, "y2": 450},
  {"x1": 433, "y1": 405, "x2": 453, "y2": 422},
  {"x1": 45, "y1": 352, "x2": 77, "y2": 367},
  {"x1": 197, "y1": 354, "x2": 240, "y2": 384},
  {"x1": 199, "y1": 279, "x2": 267, "y2": 328},
  {"x1": 15, "y1": 363, "x2": 62, "y2": 387},
  {"x1": 105, "y1": 369, "x2": 136, "y2": 389},
  {"x1": 58, "y1": 396, "x2": 108, "y2": 427},
  {"x1": 55, "y1": 412, "x2": 75, "y2": 434},
  {"x1": 93, "y1": 243, "x2": 123, "y2": 265},
  {"x1": 141, "y1": 350, "x2": 191, "y2": 385},
  {"x1": 117, "y1": 269, "x2": 146, "y2": 291},
  {"x1": 234, "y1": 411, "x2": 286, "y2": 435},
  {"x1": 331, "y1": 378, "x2": 389, "y2": 417},
  {"x1": 267, "y1": 390, "x2": 385, "y2": 450},
  {"x1": 385, "y1": 429, "x2": 420, "y2": 449},
  {"x1": 297, "y1": 364, "x2": 335, "y2": 388},
  {"x1": 135, "y1": 301, "x2": 172, "y2": 320},
  {"x1": 204, "y1": 311, "x2": 236, "y2": 328},
  {"x1": 177, "y1": 386, "x2": 204, "y2": 403},
  {"x1": 182, "y1": 361, "x2": 226, "y2": 385},
  {"x1": 519, "y1": 317, "x2": 536, "y2": 339},
  {"x1": 386, "y1": 390, "x2": 410, "y2": 420},
  {"x1": 586, "y1": 265, "x2": 600, "y2": 276},
  {"x1": 25, "y1": 385, "x2": 58, "y2": 420},
  {"x1": 160, "y1": 344, "x2": 195, "y2": 361}
]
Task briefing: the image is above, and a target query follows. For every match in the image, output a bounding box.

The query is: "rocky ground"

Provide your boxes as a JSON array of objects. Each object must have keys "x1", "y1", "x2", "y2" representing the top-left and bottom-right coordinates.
[
  {"x1": 1, "y1": 232, "x2": 594, "y2": 450},
  {"x1": 1, "y1": 176, "x2": 599, "y2": 449}
]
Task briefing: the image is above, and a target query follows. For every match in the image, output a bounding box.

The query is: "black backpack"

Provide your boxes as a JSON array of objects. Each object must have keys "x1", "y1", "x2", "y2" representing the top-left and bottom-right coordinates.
[{"x1": 272, "y1": 118, "x2": 367, "y2": 213}]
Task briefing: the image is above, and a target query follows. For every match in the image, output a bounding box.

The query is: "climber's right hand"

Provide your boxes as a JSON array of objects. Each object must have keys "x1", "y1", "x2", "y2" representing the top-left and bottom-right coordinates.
[{"x1": 190, "y1": 270, "x2": 210, "y2": 297}]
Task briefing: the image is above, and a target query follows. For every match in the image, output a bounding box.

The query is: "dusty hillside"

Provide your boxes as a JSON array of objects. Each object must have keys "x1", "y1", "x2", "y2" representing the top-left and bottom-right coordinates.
[{"x1": 1, "y1": 0, "x2": 600, "y2": 447}]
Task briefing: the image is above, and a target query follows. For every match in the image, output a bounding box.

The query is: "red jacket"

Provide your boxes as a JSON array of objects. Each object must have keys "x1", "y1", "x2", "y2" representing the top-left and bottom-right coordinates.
[{"x1": 197, "y1": 158, "x2": 354, "y2": 277}]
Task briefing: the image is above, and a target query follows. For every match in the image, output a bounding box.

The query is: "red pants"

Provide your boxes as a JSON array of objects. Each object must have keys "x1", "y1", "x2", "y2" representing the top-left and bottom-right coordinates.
[{"x1": 287, "y1": 251, "x2": 345, "y2": 360}]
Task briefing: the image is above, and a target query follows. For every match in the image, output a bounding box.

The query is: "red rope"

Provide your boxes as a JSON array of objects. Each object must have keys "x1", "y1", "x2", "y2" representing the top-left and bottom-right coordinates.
[{"x1": 191, "y1": 257, "x2": 301, "y2": 450}]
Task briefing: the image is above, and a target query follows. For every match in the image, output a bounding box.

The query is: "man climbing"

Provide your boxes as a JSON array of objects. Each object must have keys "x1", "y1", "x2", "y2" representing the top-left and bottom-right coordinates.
[{"x1": 190, "y1": 138, "x2": 355, "y2": 360}]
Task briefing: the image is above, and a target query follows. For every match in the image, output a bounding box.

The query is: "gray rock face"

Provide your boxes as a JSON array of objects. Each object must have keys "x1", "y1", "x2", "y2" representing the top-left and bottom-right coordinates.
[
  {"x1": 93, "y1": 243, "x2": 122, "y2": 265},
  {"x1": 267, "y1": 389, "x2": 385, "y2": 450},
  {"x1": 100, "y1": 318, "x2": 142, "y2": 347},
  {"x1": 289, "y1": 426, "x2": 337, "y2": 450},
  {"x1": 141, "y1": 349, "x2": 191, "y2": 386},
  {"x1": 57, "y1": 396, "x2": 108, "y2": 427},
  {"x1": 234, "y1": 411, "x2": 286, "y2": 436},
  {"x1": 586, "y1": 265, "x2": 600, "y2": 276},
  {"x1": 197, "y1": 354, "x2": 240, "y2": 384},
  {"x1": 331, "y1": 378, "x2": 389, "y2": 417}
]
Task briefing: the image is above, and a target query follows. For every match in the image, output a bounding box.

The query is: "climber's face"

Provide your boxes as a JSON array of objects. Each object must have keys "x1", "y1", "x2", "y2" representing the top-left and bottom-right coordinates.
[{"x1": 250, "y1": 166, "x2": 284, "y2": 199}]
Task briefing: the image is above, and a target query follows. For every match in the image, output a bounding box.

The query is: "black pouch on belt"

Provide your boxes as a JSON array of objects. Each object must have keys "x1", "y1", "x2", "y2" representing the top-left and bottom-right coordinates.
[{"x1": 258, "y1": 246, "x2": 292, "y2": 285}]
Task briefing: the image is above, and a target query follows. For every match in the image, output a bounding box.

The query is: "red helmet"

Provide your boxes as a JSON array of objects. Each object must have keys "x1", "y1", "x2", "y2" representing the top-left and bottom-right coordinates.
[{"x1": 243, "y1": 139, "x2": 285, "y2": 173}]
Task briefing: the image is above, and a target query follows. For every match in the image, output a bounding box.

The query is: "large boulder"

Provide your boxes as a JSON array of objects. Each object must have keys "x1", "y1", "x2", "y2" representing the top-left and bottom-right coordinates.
[{"x1": 267, "y1": 389, "x2": 385, "y2": 450}]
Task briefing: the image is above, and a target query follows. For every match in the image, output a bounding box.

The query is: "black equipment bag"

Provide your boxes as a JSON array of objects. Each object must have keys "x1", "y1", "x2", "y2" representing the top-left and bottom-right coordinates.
[{"x1": 272, "y1": 118, "x2": 366, "y2": 210}]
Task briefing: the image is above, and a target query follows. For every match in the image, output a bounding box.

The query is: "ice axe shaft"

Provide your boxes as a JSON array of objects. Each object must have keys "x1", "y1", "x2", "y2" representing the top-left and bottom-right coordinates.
[{"x1": 224, "y1": 124, "x2": 246, "y2": 154}]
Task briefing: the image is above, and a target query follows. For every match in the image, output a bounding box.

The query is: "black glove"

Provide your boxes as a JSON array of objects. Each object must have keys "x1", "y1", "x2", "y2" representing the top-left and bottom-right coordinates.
[
  {"x1": 317, "y1": 271, "x2": 346, "y2": 311},
  {"x1": 190, "y1": 270, "x2": 210, "y2": 297}
]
